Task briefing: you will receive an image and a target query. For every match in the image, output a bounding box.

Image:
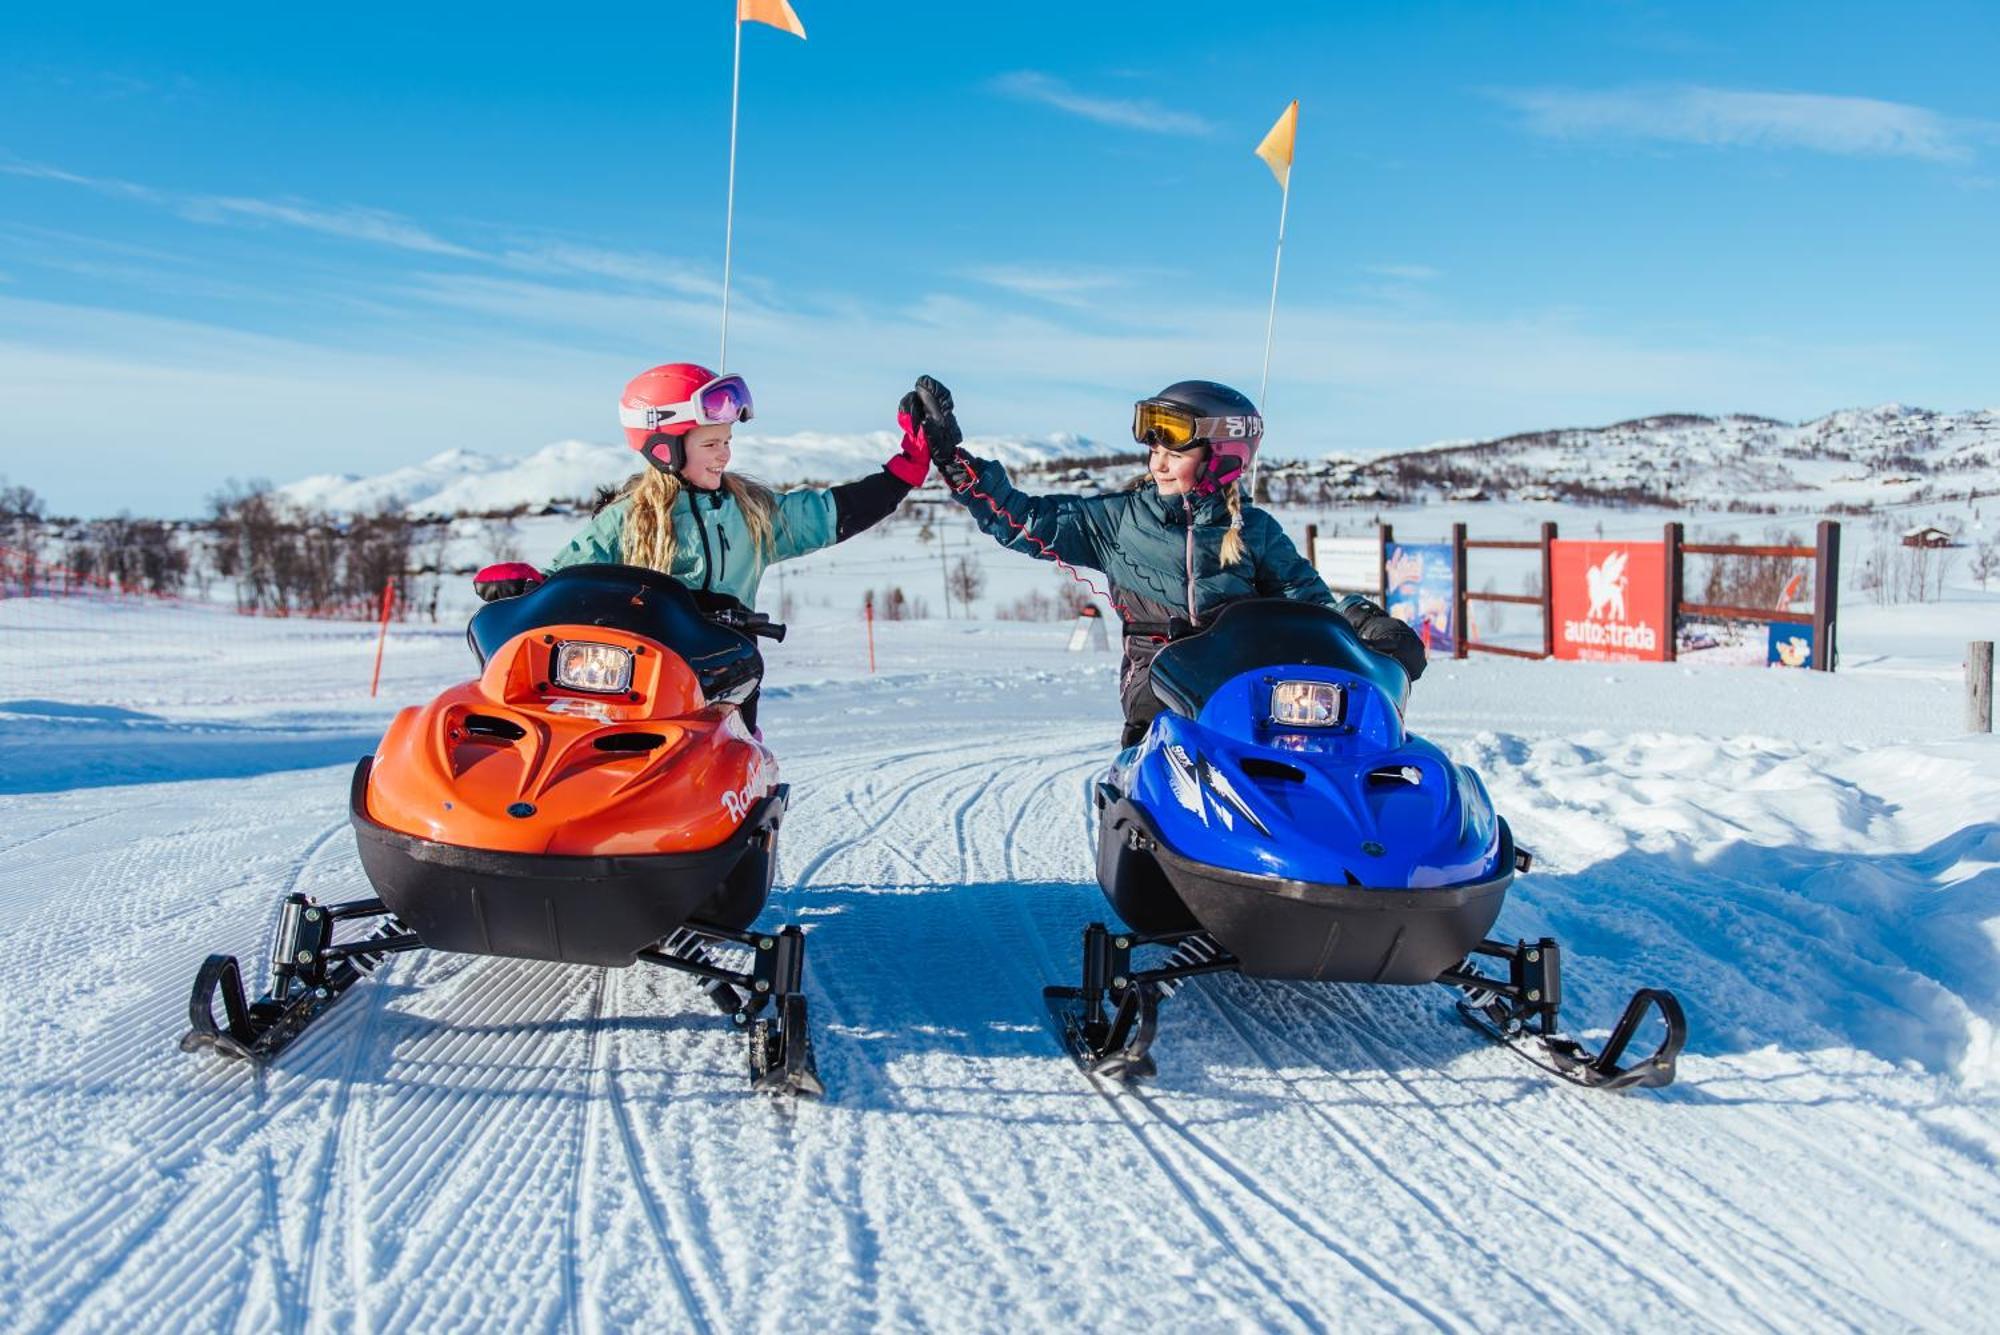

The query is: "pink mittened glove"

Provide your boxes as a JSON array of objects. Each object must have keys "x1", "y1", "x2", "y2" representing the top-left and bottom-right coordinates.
[
  {"x1": 473, "y1": 562, "x2": 544, "y2": 603},
  {"x1": 885, "y1": 409, "x2": 931, "y2": 487}
]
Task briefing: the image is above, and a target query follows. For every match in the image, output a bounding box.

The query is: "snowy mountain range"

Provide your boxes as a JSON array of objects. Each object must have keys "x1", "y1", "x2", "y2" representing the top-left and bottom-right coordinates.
[
  {"x1": 1310, "y1": 404, "x2": 2000, "y2": 511},
  {"x1": 278, "y1": 431, "x2": 1096, "y2": 517},
  {"x1": 276, "y1": 405, "x2": 2000, "y2": 518}
]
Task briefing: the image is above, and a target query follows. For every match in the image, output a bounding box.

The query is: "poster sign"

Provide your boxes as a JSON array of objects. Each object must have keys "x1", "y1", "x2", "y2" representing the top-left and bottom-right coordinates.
[
  {"x1": 1767, "y1": 622, "x2": 1813, "y2": 669},
  {"x1": 1313, "y1": 537, "x2": 1382, "y2": 599},
  {"x1": 1383, "y1": 543, "x2": 1456, "y2": 654},
  {"x1": 1550, "y1": 541, "x2": 1667, "y2": 662}
]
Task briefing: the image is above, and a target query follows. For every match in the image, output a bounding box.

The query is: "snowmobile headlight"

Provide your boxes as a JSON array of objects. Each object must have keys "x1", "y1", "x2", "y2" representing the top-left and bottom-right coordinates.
[
  {"x1": 1269, "y1": 680, "x2": 1345, "y2": 728},
  {"x1": 553, "y1": 641, "x2": 634, "y2": 694}
]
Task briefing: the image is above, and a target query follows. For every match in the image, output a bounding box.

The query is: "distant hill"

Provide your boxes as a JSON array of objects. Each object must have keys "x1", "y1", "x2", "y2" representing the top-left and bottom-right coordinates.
[
  {"x1": 278, "y1": 431, "x2": 1100, "y2": 516},
  {"x1": 1260, "y1": 405, "x2": 2000, "y2": 512}
]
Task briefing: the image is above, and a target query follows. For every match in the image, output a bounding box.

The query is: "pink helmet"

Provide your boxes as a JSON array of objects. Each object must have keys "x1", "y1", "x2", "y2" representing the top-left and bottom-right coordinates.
[{"x1": 618, "y1": 363, "x2": 754, "y2": 473}]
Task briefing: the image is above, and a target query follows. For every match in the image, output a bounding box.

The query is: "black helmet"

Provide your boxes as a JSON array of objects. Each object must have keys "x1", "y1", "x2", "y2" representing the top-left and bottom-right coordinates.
[{"x1": 1132, "y1": 380, "x2": 1263, "y2": 492}]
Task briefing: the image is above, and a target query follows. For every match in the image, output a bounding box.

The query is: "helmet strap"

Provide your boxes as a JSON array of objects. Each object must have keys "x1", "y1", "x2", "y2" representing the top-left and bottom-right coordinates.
[{"x1": 641, "y1": 431, "x2": 685, "y2": 475}]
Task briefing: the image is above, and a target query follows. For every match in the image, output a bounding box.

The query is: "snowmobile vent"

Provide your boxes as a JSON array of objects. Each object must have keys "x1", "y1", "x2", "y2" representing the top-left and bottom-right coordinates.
[
  {"x1": 593, "y1": 733, "x2": 666, "y2": 753},
  {"x1": 1238, "y1": 757, "x2": 1305, "y2": 783},
  {"x1": 463, "y1": 714, "x2": 526, "y2": 741},
  {"x1": 1366, "y1": 764, "x2": 1424, "y2": 788}
]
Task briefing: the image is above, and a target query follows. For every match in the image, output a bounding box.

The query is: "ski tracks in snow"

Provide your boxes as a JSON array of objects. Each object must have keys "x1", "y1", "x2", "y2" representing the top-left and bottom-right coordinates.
[{"x1": 5, "y1": 699, "x2": 1999, "y2": 1330}]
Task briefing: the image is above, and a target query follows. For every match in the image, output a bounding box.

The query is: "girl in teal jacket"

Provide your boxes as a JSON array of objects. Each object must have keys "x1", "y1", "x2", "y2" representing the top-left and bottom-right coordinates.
[
  {"x1": 901, "y1": 375, "x2": 1425, "y2": 746},
  {"x1": 477, "y1": 361, "x2": 929, "y2": 609}
]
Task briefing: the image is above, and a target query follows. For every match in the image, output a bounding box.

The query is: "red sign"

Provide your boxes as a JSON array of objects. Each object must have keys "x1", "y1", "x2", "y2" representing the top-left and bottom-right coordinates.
[{"x1": 1550, "y1": 541, "x2": 1667, "y2": 662}]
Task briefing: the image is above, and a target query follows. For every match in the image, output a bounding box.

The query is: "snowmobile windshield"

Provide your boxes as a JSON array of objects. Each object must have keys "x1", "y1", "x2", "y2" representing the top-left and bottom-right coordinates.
[
  {"x1": 467, "y1": 564, "x2": 764, "y2": 703},
  {"x1": 1149, "y1": 598, "x2": 1410, "y2": 720}
]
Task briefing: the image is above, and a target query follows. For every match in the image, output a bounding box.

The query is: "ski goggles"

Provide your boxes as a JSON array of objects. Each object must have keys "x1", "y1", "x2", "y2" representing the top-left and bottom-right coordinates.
[
  {"x1": 618, "y1": 373, "x2": 755, "y2": 433},
  {"x1": 1132, "y1": 399, "x2": 1263, "y2": 452}
]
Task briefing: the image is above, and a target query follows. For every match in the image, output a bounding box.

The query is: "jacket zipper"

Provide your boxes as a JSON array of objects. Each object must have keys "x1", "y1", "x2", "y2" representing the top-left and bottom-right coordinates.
[
  {"x1": 1184, "y1": 515, "x2": 1198, "y2": 621},
  {"x1": 686, "y1": 491, "x2": 716, "y2": 591}
]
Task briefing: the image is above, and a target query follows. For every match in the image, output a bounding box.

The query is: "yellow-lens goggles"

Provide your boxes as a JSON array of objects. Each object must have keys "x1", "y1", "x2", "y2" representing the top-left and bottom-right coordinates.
[{"x1": 1132, "y1": 400, "x2": 1202, "y2": 451}]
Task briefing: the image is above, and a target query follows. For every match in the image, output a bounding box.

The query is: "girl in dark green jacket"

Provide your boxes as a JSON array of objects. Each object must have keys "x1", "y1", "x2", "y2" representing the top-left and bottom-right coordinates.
[{"x1": 901, "y1": 375, "x2": 1426, "y2": 746}]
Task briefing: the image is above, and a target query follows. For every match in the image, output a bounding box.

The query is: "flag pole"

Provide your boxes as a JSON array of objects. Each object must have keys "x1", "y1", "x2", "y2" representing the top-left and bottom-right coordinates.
[
  {"x1": 1251, "y1": 171, "x2": 1290, "y2": 503},
  {"x1": 720, "y1": 13, "x2": 745, "y2": 371},
  {"x1": 1257, "y1": 171, "x2": 1290, "y2": 411}
]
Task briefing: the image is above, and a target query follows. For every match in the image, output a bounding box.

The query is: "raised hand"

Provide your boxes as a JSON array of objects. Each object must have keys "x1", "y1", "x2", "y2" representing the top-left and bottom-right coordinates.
[{"x1": 913, "y1": 375, "x2": 963, "y2": 461}]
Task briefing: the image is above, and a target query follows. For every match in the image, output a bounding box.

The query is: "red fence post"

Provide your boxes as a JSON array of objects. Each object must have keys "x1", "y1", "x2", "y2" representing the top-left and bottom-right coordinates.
[
  {"x1": 1450, "y1": 522, "x2": 1468, "y2": 660},
  {"x1": 1305, "y1": 523, "x2": 1318, "y2": 572},
  {"x1": 864, "y1": 592, "x2": 877, "y2": 674},
  {"x1": 1539, "y1": 521, "x2": 1558, "y2": 659},
  {"x1": 1813, "y1": 520, "x2": 1840, "y2": 672},
  {"x1": 1377, "y1": 522, "x2": 1393, "y2": 600},
  {"x1": 369, "y1": 578, "x2": 397, "y2": 698},
  {"x1": 1663, "y1": 522, "x2": 1683, "y2": 664}
]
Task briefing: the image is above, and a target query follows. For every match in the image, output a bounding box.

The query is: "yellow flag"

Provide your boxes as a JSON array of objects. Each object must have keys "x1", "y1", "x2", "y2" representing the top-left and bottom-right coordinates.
[
  {"x1": 739, "y1": 0, "x2": 806, "y2": 38},
  {"x1": 1254, "y1": 99, "x2": 1299, "y2": 187}
]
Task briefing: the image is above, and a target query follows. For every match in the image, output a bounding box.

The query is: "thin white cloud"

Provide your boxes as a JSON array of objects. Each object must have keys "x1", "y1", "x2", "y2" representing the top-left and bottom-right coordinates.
[
  {"x1": 496, "y1": 241, "x2": 720, "y2": 298},
  {"x1": 0, "y1": 157, "x2": 162, "y2": 201},
  {"x1": 2, "y1": 154, "x2": 748, "y2": 298},
  {"x1": 991, "y1": 71, "x2": 1213, "y2": 137},
  {"x1": 962, "y1": 263, "x2": 1132, "y2": 309},
  {"x1": 1, "y1": 156, "x2": 481, "y2": 257},
  {"x1": 1363, "y1": 264, "x2": 1442, "y2": 282},
  {"x1": 181, "y1": 196, "x2": 480, "y2": 258},
  {"x1": 1497, "y1": 86, "x2": 1989, "y2": 163}
]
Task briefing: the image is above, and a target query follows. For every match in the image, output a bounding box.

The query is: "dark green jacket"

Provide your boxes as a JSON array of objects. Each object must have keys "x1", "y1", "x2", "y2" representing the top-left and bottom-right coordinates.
[{"x1": 947, "y1": 454, "x2": 1334, "y2": 623}]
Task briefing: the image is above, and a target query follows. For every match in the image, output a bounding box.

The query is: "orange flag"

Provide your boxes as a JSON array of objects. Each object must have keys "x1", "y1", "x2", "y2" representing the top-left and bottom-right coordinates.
[
  {"x1": 739, "y1": 0, "x2": 806, "y2": 38},
  {"x1": 1254, "y1": 100, "x2": 1299, "y2": 188}
]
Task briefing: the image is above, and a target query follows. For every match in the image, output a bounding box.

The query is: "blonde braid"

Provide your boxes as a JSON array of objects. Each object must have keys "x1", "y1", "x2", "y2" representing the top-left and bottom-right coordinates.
[
  {"x1": 616, "y1": 467, "x2": 781, "y2": 575},
  {"x1": 618, "y1": 469, "x2": 682, "y2": 572},
  {"x1": 1219, "y1": 482, "x2": 1247, "y2": 566}
]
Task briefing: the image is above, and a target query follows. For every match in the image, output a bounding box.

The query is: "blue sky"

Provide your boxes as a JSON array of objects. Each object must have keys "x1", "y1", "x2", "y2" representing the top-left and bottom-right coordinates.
[{"x1": 2, "y1": 0, "x2": 1995, "y2": 515}]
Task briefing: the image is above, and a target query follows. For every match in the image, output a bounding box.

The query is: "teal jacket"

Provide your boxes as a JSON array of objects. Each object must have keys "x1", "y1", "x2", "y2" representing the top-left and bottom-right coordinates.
[
  {"x1": 546, "y1": 485, "x2": 839, "y2": 610},
  {"x1": 947, "y1": 454, "x2": 1334, "y2": 621}
]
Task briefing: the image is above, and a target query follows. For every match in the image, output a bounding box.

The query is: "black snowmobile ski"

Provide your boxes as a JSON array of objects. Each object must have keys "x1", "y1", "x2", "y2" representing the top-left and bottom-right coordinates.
[
  {"x1": 182, "y1": 893, "x2": 420, "y2": 1062},
  {"x1": 1043, "y1": 924, "x2": 1237, "y2": 1081},
  {"x1": 643, "y1": 922, "x2": 823, "y2": 1097},
  {"x1": 1441, "y1": 938, "x2": 1686, "y2": 1091},
  {"x1": 1044, "y1": 921, "x2": 1685, "y2": 1092},
  {"x1": 184, "y1": 896, "x2": 824, "y2": 1096}
]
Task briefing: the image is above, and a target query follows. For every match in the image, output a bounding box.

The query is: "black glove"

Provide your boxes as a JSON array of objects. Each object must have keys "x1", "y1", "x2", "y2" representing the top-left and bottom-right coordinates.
[
  {"x1": 910, "y1": 375, "x2": 972, "y2": 489},
  {"x1": 473, "y1": 562, "x2": 544, "y2": 603},
  {"x1": 1338, "y1": 595, "x2": 1427, "y2": 682}
]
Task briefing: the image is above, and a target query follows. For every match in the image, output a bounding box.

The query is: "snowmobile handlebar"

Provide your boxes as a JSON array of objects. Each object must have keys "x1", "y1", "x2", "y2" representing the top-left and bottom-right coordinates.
[{"x1": 708, "y1": 607, "x2": 787, "y2": 642}]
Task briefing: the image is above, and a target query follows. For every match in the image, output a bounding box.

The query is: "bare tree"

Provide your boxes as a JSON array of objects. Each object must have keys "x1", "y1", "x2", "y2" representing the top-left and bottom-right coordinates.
[
  {"x1": 1973, "y1": 536, "x2": 1998, "y2": 591},
  {"x1": 947, "y1": 554, "x2": 985, "y2": 609},
  {"x1": 0, "y1": 478, "x2": 46, "y2": 593}
]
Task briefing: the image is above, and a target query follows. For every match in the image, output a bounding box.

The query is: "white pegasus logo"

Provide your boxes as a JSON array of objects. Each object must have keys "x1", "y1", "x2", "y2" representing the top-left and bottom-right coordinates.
[{"x1": 1586, "y1": 551, "x2": 1629, "y2": 622}]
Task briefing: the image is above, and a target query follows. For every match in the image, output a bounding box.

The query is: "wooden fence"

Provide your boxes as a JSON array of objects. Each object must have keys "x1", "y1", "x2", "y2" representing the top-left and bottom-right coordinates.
[{"x1": 1307, "y1": 519, "x2": 1842, "y2": 671}]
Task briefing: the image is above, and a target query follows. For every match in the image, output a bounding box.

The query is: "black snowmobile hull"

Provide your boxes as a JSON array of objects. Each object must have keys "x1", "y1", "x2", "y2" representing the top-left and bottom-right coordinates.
[
  {"x1": 1096, "y1": 794, "x2": 1513, "y2": 984},
  {"x1": 348, "y1": 757, "x2": 784, "y2": 968}
]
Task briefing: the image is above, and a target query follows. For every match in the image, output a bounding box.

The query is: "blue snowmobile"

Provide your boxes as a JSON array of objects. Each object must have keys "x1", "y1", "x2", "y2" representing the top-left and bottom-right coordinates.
[{"x1": 1045, "y1": 598, "x2": 1686, "y2": 1090}]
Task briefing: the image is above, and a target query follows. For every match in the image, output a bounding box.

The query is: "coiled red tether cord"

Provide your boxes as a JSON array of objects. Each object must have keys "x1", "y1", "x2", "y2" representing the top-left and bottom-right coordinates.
[{"x1": 944, "y1": 450, "x2": 1150, "y2": 628}]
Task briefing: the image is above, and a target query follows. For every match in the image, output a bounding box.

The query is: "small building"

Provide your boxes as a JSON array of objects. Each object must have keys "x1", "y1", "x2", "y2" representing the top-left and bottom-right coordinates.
[
  {"x1": 1447, "y1": 486, "x2": 1488, "y2": 502},
  {"x1": 1902, "y1": 525, "x2": 1954, "y2": 548}
]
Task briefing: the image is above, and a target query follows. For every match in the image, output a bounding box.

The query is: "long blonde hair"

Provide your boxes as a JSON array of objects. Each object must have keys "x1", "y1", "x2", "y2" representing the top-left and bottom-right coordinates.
[
  {"x1": 1127, "y1": 469, "x2": 1248, "y2": 566},
  {"x1": 617, "y1": 468, "x2": 778, "y2": 573}
]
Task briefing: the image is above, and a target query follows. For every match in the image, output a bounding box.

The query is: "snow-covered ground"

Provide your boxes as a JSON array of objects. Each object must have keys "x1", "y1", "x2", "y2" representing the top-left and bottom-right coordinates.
[{"x1": 2, "y1": 499, "x2": 1996, "y2": 1330}]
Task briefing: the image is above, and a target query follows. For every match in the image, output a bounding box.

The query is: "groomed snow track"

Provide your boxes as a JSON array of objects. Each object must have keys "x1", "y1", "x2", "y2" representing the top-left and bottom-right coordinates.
[{"x1": 2, "y1": 668, "x2": 1997, "y2": 1332}]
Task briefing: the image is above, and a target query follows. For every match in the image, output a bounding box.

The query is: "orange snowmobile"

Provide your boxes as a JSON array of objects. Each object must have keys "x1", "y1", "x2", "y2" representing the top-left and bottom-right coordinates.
[{"x1": 182, "y1": 564, "x2": 821, "y2": 1095}]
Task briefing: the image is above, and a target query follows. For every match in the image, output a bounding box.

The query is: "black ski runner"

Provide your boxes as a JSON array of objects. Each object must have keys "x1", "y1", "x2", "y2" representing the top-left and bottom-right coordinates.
[
  {"x1": 184, "y1": 891, "x2": 825, "y2": 1096},
  {"x1": 1043, "y1": 921, "x2": 1685, "y2": 1092}
]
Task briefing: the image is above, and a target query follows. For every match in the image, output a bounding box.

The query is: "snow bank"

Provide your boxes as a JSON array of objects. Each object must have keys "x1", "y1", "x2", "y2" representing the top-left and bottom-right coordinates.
[{"x1": 1466, "y1": 730, "x2": 2000, "y2": 1087}]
